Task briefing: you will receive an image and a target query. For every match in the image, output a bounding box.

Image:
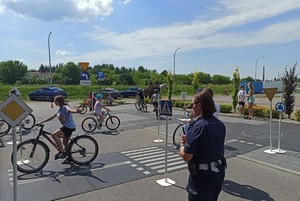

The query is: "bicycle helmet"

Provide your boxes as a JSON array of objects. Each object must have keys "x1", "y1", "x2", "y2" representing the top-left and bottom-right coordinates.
[
  {"x1": 96, "y1": 94, "x2": 103, "y2": 100},
  {"x1": 154, "y1": 89, "x2": 158, "y2": 93}
]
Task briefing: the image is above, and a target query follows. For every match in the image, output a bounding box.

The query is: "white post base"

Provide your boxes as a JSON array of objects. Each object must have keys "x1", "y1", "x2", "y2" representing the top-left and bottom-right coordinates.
[
  {"x1": 273, "y1": 149, "x2": 287, "y2": 154},
  {"x1": 7, "y1": 141, "x2": 19, "y2": 145},
  {"x1": 264, "y1": 149, "x2": 277, "y2": 154},
  {"x1": 153, "y1": 139, "x2": 163, "y2": 143},
  {"x1": 156, "y1": 178, "x2": 176, "y2": 186}
]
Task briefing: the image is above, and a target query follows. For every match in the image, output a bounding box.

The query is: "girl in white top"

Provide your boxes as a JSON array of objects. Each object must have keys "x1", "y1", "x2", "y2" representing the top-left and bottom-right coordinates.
[{"x1": 93, "y1": 94, "x2": 109, "y2": 128}]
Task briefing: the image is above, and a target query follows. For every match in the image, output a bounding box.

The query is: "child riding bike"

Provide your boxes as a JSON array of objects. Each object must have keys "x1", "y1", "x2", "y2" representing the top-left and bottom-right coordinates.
[
  {"x1": 93, "y1": 94, "x2": 109, "y2": 129},
  {"x1": 37, "y1": 96, "x2": 81, "y2": 161}
]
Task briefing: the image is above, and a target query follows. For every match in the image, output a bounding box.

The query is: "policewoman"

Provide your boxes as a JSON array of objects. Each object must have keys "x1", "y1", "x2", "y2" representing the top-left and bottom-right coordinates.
[{"x1": 180, "y1": 90, "x2": 226, "y2": 201}]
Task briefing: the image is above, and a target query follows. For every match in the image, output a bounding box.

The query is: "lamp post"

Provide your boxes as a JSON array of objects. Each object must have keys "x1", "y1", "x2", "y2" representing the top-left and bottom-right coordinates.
[
  {"x1": 48, "y1": 32, "x2": 52, "y2": 85},
  {"x1": 173, "y1": 48, "x2": 180, "y2": 92},
  {"x1": 255, "y1": 56, "x2": 264, "y2": 81}
]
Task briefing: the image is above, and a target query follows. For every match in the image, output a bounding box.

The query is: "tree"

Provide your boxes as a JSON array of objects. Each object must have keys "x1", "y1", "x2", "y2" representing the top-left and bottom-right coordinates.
[
  {"x1": 281, "y1": 62, "x2": 298, "y2": 119},
  {"x1": 167, "y1": 71, "x2": 173, "y2": 100},
  {"x1": 60, "y1": 62, "x2": 81, "y2": 84},
  {"x1": 212, "y1": 74, "x2": 231, "y2": 85},
  {"x1": 0, "y1": 60, "x2": 28, "y2": 84},
  {"x1": 198, "y1": 72, "x2": 211, "y2": 84},
  {"x1": 232, "y1": 67, "x2": 240, "y2": 112},
  {"x1": 192, "y1": 70, "x2": 200, "y2": 92}
]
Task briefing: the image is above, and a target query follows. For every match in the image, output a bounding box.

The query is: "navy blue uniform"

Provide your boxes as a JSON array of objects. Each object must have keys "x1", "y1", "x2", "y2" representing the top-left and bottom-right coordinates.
[{"x1": 184, "y1": 116, "x2": 226, "y2": 201}]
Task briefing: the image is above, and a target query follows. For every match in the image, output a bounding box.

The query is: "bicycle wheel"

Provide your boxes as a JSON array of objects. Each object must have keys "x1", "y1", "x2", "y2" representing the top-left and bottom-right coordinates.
[
  {"x1": 12, "y1": 140, "x2": 50, "y2": 174},
  {"x1": 172, "y1": 124, "x2": 182, "y2": 148},
  {"x1": 79, "y1": 105, "x2": 87, "y2": 114},
  {"x1": 81, "y1": 117, "x2": 97, "y2": 133},
  {"x1": 142, "y1": 104, "x2": 147, "y2": 112},
  {"x1": 68, "y1": 135, "x2": 99, "y2": 165},
  {"x1": 135, "y1": 102, "x2": 142, "y2": 111},
  {"x1": 21, "y1": 114, "x2": 36, "y2": 130},
  {"x1": 105, "y1": 116, "x2": 120, "y2": 130},
  {"x1": 0, "y1": 120, "x2": 11, "y2": 137}
]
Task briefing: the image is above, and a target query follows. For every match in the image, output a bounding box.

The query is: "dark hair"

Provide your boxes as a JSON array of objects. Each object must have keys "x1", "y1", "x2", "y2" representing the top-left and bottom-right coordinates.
[
  {"x1": 203, "y1": 88, "x2": 214, "y2": 98},
  {"x1": 194, "y1": 90, "x2": 216, "y2": 118},
  {"x1": 54, "y1": 96, "x2": 65, "y2": 106}
]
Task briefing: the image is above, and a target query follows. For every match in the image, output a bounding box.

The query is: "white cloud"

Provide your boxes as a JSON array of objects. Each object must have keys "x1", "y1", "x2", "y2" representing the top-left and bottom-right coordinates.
[
  {"x1": 1, "y1": 0, "x2": 113, "y2": 21},
  {"x1": 76, "y1": 0, "x2": 300, "y2": 65},
  {"x1": 56, "y1": 50, "x2": 73, "y2": 56}
]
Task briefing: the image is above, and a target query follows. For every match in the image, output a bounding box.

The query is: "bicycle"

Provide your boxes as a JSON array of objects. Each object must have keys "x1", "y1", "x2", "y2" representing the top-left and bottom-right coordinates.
[
  {"x1": 81, "y1": 109, "x2": 120, "y2": 133},
  {"x1": 0, "y1": 114, "x2": 36, "y2": 138},
  {"x1": 12, "y1": 124, "x2": 99, "y2": 174},
  {"x1": 135, "y1": 100, "x2": 147, "y2": 112},
  {"x1": 77, "y1": 98, "x2": 94, "y2": 114},
  {"x1": 172, "y1": 108, "x2": 190, "y2": 148}
]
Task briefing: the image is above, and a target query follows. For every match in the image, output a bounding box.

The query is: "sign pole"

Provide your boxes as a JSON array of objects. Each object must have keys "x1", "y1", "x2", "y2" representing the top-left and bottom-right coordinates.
[
  {"x1": 156, "y1": 100, "x2": 175, "y2": 186},
  {"x1": 154, "y1": 93, "x2": 163, "y2": 142},
  {"x1": 274, "y1": 94, "x2": 287, "y2": 153},
  {"x1": 12, "y1": 127, "x2": 18, "y2": 201},
  {"x1": 263, "y1": 88, "x2": 277, "y2": 154}
]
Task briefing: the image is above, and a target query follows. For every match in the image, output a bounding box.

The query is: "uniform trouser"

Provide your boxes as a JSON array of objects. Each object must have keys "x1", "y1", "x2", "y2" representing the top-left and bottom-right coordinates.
[{"x1": 187, "y1": 165, "x2": 225, "y2": 201}]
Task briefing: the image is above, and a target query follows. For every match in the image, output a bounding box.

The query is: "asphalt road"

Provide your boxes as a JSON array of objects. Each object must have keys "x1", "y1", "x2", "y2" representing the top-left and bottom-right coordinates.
[{"x1": 0, "y1": 100, "x2": 300, "y2": 201}]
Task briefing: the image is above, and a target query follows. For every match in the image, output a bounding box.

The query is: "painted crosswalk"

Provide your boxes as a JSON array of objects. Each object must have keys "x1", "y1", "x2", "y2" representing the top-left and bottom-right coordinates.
[{"x1": 121, "y1": 146, "x2": 187, "y2": 174}]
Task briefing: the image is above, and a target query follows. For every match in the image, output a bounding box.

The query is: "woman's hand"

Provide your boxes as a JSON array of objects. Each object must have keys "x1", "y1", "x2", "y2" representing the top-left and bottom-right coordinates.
[{"x1": 180, "y1": 134, "x2": 186, "y2": 146}]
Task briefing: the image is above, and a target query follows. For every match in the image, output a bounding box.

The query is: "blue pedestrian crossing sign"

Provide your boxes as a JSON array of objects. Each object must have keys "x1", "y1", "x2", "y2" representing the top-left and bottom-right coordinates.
[
  {"x1": 160, "y1": 100, "x2": 172, "y2": 116},
  {"x1": 275, "y1": 102, "x2": 285, "y2": 113}
]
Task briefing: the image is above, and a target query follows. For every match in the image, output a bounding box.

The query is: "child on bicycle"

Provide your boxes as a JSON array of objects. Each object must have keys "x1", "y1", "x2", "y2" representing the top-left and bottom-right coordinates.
[
  {"x1": 93, "y1": 94, "x2": 109, "y2": 128},
  {"x1": 136, "y1": 88, "x2": 145, "y2": 105},
  {"x1": 37, "y1": 96, "x2": 81, "y2": 160}
]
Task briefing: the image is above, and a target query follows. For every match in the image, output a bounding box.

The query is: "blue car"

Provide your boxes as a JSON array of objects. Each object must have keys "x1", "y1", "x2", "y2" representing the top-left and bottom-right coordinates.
[
  {"x1": 29, "y1": 86, "x2": 67, "y2": 102},
  {"x1": 120, "y1": 87, "x2": 139, "y2": 98}
]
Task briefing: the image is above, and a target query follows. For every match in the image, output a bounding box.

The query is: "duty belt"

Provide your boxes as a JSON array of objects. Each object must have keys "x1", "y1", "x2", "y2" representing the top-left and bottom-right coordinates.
[{"x1": 198, "y1": 159, "x2": 222, "y2": 173}]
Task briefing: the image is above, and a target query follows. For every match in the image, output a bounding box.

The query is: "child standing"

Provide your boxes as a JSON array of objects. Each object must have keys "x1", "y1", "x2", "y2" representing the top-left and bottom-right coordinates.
[
  {"x1": 93, "y1": 94, "x2": 109, "y2": 128},
  {"x1": 237, "y1": 85, "x2": 246, "y2": 117}
]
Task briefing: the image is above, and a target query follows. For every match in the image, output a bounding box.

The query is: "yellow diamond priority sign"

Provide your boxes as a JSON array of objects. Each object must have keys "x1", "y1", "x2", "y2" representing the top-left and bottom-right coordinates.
[
  {"x1": 0, "y1": 94, "x2": 33, "y2": 127},
  {"x1": 263, "y1": 88, "x2": 278, "y2": 102}
]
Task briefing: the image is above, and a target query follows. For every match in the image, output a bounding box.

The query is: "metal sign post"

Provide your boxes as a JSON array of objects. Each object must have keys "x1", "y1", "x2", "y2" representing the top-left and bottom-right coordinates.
[
  {"x1": 154, "y1": 92, "x2": 163, "y2": 143},
  {"x1": 156, "y1": 100, "x2": 175, "y2": 186},
  {"x1": 274, "y1": 94, "x2": 287, "y2": 153},
  {"x1": 0, "y1": 94, "x2": 33, "y2": 201},
  {"x1": 263, "y1": 88, "x2": 277, "y2": 154}
]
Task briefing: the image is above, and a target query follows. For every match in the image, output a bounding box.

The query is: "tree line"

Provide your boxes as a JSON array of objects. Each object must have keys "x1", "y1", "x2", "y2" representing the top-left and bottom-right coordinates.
[{"x1": 0, "y1": 60, "x2": 233, "y2": 86}]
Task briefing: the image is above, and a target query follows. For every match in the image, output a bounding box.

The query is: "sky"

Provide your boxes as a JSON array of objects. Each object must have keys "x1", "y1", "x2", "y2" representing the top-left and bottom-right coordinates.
[{"x1": 1, "y1": 0, "x2": 300, "y2": 80}]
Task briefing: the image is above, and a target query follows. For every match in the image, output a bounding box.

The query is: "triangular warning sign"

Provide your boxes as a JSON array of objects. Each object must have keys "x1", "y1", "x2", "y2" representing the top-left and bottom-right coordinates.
[
  {"x1": 263, "y1": 88, "x2": 277, "y2": 101},
  {"x1": 162, "y1": 102, "x2": 171, "y2": 114}
]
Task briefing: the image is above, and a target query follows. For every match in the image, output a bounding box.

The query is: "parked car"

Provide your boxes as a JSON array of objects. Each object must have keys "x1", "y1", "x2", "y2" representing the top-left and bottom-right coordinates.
[
  {"x1": 120, "y1": 87, "x2": 139, "y2": 98},
  {"x1": 29, "y1": 86, "x2": 67, "y2": 102},
  {"x1": 97, "y1": 88, "x2": 121, "y2": 99}
]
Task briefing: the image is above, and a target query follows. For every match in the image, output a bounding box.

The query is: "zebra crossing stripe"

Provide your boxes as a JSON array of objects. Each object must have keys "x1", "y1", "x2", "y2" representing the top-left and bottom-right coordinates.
[
  {"x1": 124, "y1": 148, "x2": 163, "y2": 156},
  {"x1": 129, "y1": 150, "x2": 165, "y2": 159},
  {"x1": 157, "y1": 164, "x2": 187, "y2": 173},
  {"x1": 139, "y1": 154, "x2": 178, "y2": 164},
  {"x1": 121, "y1": 146, "x2": 158, "y2": 154}
]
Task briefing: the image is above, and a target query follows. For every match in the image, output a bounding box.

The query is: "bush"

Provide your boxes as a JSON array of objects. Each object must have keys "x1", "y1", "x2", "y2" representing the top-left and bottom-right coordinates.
[
  {"x1": 219, "y1": 104, "x2": 232, "y2": 113},
  {"x1": 295, "y1": 110, "x2": 300, "y2": 121}
]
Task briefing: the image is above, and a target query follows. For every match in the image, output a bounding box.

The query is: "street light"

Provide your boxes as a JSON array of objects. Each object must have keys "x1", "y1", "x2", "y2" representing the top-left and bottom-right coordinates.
[
  {"x1": 255, "y1": 56, "x2": 264, "y2": 81},
  {"x1": 48, "y1": 32, "x2": 52, "y2": 85},
  {"x1": 173, "y1": 48, "x2": 180, "y2": 92}
]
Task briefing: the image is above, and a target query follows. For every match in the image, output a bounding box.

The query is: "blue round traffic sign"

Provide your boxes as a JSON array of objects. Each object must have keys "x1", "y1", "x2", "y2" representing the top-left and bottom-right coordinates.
[
  {"x1": 80, "y1": 71, "x2": 90, "y2": 80},
  {"x1": 275, "y1": 102, "x2": 285, "y2": 113}
]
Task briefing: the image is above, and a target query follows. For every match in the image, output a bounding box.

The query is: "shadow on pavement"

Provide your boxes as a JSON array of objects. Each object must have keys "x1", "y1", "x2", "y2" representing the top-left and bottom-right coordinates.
[{"x1": 222, "y1": 180, "x2": 274, "y2": 201}]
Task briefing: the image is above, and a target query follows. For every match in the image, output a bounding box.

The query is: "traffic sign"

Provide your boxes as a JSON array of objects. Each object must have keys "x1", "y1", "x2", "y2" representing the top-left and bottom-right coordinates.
[
  {"x1": 0, "y1": 94, "x2": 33, "y2": 127},
  {"x1": 79, "y1": 62, "x2": 89, "y2": 71},
  {"x1": 98, "y1": 71, "x2": 105, "y2": 81},
  {"x1": 275, "y1": 102, "x2": 285, "y2": 113},
  {"x1": 160, "y1": 100, "x2": 172, "y2": 116},
  {"x1": 80, "y1": 71, "x2": 90, "y2": 80},
  {"x1": 80, "y1": 80, "x2": 91, "y2": 86},
  {"x1": 263, "y1": 87, "x2": 277, "y2": 101}
]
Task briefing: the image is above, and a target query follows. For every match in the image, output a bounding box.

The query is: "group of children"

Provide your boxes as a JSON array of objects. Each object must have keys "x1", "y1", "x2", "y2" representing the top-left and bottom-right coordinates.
[{"x1": 237, "y1": 82, "x2": 255, "y2": 119}]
